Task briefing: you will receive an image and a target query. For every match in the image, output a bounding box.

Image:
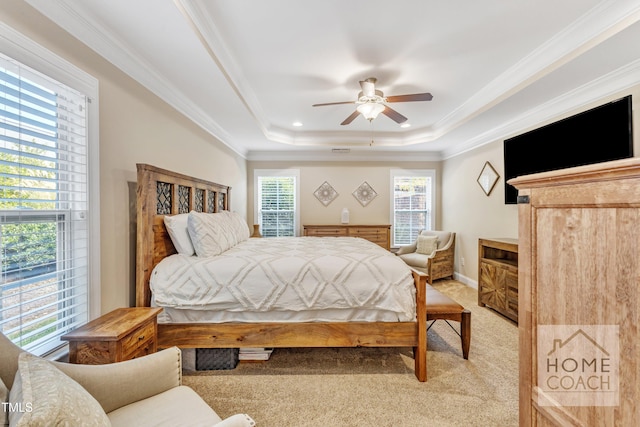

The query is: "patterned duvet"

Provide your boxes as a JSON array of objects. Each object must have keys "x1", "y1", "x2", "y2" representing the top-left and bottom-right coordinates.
[{"x1": 150, "y1": 236, "x2": 416, "y2": 322}]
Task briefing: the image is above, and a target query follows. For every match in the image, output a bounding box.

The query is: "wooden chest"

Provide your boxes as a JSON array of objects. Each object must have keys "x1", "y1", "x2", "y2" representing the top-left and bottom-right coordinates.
[{"x1": 61, "y1": 307, "x2": 163, "y2": 364}]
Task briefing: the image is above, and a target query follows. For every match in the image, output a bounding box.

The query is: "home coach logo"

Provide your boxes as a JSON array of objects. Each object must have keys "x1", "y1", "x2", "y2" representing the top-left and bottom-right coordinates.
[{"x1": 537, "y1": 325, "x2": 619, "y2": 407}]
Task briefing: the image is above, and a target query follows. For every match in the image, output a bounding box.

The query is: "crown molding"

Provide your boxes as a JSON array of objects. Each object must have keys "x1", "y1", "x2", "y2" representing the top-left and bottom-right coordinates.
[
  {"x1": 441, "y1": 57, "x2": 640, "y2": 160},
  {"x1": 26, "y1": 0, "x2": 245, "y2": 158}
]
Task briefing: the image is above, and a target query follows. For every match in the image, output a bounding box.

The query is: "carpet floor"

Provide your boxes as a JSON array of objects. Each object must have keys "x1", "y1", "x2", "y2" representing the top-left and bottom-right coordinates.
[{"x1": 182, "y1": 280, "x2": 519, "y2": 426}]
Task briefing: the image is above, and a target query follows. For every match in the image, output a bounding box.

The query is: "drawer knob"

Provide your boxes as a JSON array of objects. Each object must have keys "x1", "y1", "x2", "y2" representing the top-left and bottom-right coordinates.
[{"x1": 138, "y1": 335, "x2": 145, "y2": 341}]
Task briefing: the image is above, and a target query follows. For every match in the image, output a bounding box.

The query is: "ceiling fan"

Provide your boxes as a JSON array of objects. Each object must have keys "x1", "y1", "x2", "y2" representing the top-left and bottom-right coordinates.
[{"x1": 312, "y1": 77, "x2": 433, "y2": 125}]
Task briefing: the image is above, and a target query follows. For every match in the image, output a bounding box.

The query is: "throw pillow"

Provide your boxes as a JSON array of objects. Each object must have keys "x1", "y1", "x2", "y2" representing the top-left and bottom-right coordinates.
[
  {"x1": 188, "y1": 211, "x2": 235, "y2": 257},
  {"x1": 164, "y1": 213, "x2": 195, "y2": 255},
  {"x1": 416, "y1": 235, "x2": 438, "y2": 256},
  {"x1": 9, "y1": 353, "x2": 110, "y2": 427},
  {"x1": 1, "y1": 377, "x2": 8, "y2": 427}
]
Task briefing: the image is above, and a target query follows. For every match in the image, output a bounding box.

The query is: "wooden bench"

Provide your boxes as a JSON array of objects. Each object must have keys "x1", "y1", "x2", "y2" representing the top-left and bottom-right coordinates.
[{"x1": 426, "y1": 284, "x2": 471, "y2": 359}]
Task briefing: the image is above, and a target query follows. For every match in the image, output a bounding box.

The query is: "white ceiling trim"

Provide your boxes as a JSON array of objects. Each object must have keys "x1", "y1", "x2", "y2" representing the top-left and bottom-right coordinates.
[
  {"x1": 433, "y1": 0, "x2": 640, "y2": 144},
  {"x1": 25, "y1": 0, "x2": 244, "y2": 157},
  {"x1": 442, "y1": 57, "x2": 640, "y2": 160},
  {"x1": 177, "y1": 0, "x2": 640, "y2": 149}
]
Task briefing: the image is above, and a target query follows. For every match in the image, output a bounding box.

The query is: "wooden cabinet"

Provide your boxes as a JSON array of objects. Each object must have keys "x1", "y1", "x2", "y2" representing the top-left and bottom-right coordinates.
[
  {"x1": 303, "y1": 224, "x2": 391, "y2": 250},
  {"x1": 478, "y1": 238, "x2": 518, "y2": 322},
  {"x1": 510, "y1": 158, "x2": 640, "y2": 426},
  {"x1": 61, "y1": 307, "x2": 163, "y2": 364}
]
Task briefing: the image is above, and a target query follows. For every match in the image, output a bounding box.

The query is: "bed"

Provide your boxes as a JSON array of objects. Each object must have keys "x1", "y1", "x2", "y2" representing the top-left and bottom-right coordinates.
[{"x1": 135, "y1": 163, "x2": 428, "y2": 381}]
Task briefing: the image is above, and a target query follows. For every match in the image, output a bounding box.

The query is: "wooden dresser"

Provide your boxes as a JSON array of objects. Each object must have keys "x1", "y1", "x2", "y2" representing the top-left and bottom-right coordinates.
[
  {"x1": 303, "y1": 224, "x2": 391, "y2": 250},
  {"x1": 477, "y1": 238, "x2": 518, "y2": 322},
  {"x1": 62, "y1": 307, "x2": 163, "y2": 364},
  {"x1": 510, "y1": 157, "x2": 640, "y2": 426}
]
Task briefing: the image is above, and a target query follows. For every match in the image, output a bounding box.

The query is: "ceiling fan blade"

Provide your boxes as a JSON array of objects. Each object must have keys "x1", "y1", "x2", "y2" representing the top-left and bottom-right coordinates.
[
  {"x1": 386, "y1": 93, "x2": 433, "y2": 103},
  {"x1": 381, "y1": 106, "x2": 408, "y2": 124},
  {"x1": 341, "y1": 110, "x2": 360, "y2": 125},
  {"x1": 359, "y1": 79, "x2": 376, "y2": 98},
  {"x1": 312, "y1": 101, "x2": 355, "y2": 107}
]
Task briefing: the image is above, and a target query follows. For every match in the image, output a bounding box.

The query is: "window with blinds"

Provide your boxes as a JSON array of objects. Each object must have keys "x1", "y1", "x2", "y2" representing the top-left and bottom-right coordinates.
[
  {"x1": 255, "y1": 172, "x2": 298, "y2": 237},
  {"x1": 392, "y1": 171, "x2": 435, "y2": 247},
  {"x1": 0, "y1": 52, "x2": 89, "y2": 356}
]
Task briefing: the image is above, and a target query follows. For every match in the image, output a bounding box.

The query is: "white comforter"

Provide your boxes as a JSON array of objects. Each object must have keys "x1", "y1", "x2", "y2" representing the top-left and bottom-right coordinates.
[{"x1": 150, "y1": 236, "x2": 416, "y2": 321}]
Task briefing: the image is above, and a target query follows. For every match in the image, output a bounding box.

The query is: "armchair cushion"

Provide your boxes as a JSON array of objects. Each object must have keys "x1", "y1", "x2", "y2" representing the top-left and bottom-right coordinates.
[
  {"x1": 416, "y1": 235, "x2": 438, "y2": 255},
  {"x1": 107, "y1": 385, "x2": 222, "y2": 427},
  {"x1": 9, "y1": 353, "x2": 110, "y2": 427}
]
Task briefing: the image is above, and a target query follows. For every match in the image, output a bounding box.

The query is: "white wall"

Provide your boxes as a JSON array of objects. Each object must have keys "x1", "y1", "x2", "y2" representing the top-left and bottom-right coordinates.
[{"x1": 1, "y1": 1, "x2": 248, "y2": 312}]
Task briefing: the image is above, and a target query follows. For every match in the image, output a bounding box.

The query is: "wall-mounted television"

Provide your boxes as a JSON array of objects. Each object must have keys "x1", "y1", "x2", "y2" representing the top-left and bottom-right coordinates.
[{"x1": 503, "y1": 95, "x2": 633, "y2": 204}]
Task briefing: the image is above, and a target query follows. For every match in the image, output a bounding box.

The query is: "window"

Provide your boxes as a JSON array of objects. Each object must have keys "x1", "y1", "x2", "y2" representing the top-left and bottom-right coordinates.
[
  {"x1": 390, "y1": 170, "x2": 435, "y2": 247},
  {"x1": 0, "y1": 25, "x2": 99, "y2": 356},
  {"x1": 254, "y1": 170, "x2": 299, "y2": 237}
]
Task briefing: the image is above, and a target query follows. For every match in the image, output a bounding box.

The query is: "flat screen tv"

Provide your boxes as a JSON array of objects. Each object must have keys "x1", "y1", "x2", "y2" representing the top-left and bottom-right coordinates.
[{"x1": 504, "y1": 95, "x2": 633, "y2": 204}]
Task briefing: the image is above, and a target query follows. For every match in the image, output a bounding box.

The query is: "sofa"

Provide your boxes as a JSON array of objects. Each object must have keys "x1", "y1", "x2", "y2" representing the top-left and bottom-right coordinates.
[
  {"x1": 0, "y1": 332, "x2": 254, "y2": 427},
  {"x1": 396, "y1": 230, "x2": 456, "y2": 284}
]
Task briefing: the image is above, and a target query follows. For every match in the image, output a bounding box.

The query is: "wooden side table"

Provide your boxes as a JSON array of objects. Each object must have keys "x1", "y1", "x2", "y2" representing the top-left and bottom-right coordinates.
[{"x1": 61, "y1": 307, "x2": 163, "y2": 364}]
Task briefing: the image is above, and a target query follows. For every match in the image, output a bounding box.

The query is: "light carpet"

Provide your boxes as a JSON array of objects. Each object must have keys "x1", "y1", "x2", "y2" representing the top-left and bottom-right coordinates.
[{"x1": 182, "y1": 280, "x2": 518, "y2": 426}]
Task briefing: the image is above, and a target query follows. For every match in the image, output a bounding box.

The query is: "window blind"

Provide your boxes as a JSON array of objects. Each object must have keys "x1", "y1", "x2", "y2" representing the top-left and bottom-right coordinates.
[
  {"x1": 0, "y1": 53, "x2": 89, "y2": 355},
  {"x1": 257, "y1": 176, "x2": 296, "y2": 237},
  {"x1": 393, "y1": 175, "x2": 432, "y2": 246}
]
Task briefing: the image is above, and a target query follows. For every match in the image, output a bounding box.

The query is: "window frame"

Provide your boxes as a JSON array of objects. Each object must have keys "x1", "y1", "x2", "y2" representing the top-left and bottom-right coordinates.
[
  {"x1": 0, "y1": 22, "x2": 100, "y2": 355},
  {"x1": 253, "y1": 169, "x2": 300, "y2": 237},
  {"x1": 389, "y1": 169, "x2": 436, "y2": 248}
]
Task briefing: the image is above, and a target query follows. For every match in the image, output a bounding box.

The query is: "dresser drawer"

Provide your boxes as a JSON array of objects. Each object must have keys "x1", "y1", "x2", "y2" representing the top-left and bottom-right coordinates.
[
  {"x1": 305, "y1": 227, "x2": 347, "y2": 236},
  {"x1": 121, "y1": 320, "x2": 156, "y2": 359}
]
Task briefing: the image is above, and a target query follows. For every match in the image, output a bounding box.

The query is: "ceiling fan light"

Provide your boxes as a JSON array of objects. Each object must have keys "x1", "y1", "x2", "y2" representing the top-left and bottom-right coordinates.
[{"x1": 357, "y1": 103, "x2": 385, "y2": 120}]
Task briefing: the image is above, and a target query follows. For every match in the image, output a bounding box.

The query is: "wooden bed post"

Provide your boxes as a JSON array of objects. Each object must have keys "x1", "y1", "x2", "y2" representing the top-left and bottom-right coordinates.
[{"x1": 412, "y1": 269, "x2": 428, "y2": 382}]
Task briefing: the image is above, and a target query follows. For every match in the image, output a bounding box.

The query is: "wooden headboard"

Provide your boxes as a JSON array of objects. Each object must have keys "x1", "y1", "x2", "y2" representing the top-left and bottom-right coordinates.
[{"x1": 135, "y1": 164, "x2": 231, "y2": 307}]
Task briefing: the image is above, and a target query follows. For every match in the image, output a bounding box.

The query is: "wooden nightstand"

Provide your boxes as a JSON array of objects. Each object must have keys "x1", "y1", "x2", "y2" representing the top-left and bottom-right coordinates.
[{"x1": 61, "y1": 307, "x2": 163, "y2": 364}]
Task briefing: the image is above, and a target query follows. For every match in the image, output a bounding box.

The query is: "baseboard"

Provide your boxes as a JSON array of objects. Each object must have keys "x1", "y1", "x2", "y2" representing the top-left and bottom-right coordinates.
[{"x1": 453, "y1": 272, "x2": 477, "y2": 289}]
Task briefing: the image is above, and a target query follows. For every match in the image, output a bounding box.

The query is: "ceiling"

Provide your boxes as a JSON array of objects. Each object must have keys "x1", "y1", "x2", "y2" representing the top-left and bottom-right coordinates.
[{"x1": 26, "y1": 0, "x2": 640, "y2": 161}]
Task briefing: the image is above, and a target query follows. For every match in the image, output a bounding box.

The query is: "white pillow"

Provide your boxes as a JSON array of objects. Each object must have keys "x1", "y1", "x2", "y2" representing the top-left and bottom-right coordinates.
[
  {"x1": 9, "y1": 353, "x2": 110, "y2": 427},
  {"x1": 226, "y1": 211, "x2": 251, "y2": 244},
  {"x1": 188, "y1": 211, "x2": 235, "y2": 257},
  {"x1": 416, "y1": 235, "x2": 438, "y2": 256},
  {"x1": 164, "y1": 213, "x2": 195, "y2": 256}
]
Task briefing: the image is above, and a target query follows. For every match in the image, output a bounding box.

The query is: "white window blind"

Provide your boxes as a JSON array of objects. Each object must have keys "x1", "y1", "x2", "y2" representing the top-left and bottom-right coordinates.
[
  {"x1": 392, "y1": 172, "x2": 434, "y2": 247},
  {"x1": 0, "y1": 52, "x2": 89, "y2": 355},
  {"x1": 256, "y1": 174, "x2": 297, "y2": 237}
]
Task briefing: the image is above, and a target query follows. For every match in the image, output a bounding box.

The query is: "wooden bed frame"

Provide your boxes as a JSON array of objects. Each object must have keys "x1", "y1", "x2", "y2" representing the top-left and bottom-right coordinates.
[{"x1": 135, "y1": 163, "x2": 428, "y2": 381}]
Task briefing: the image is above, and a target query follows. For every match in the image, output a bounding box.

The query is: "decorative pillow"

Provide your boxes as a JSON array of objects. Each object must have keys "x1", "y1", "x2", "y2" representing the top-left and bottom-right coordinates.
[
  {"x1": 1, "y1": 377, "x2": 8, "y2": 427},
  {"x1": 227, "y1": 211, "x2": 251, "y2": 244},
  {"x1": 164, "y1": 213, "x2": 195, "y2": 255},
  {"x1": 416, "y1": 235, "x2": 438, "y2": 256},
  {"x1": 8, "y1": 353, "x2": 110, "y2": 427},
  {"x1": 188, "y1": 211, "x2": 235, "y2": 257}
]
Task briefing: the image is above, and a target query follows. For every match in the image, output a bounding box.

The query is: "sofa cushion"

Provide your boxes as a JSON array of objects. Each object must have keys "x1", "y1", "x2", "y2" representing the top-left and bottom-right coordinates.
[
  {"x1": 9, "y1": 353, "x2": 110, "y2": 427},
  {"x1": 107, "y1": 385, "x2": 222, "y2": 427},
  {"x1": 416, "y1": 235, "x2": 438, "y2": 255}
]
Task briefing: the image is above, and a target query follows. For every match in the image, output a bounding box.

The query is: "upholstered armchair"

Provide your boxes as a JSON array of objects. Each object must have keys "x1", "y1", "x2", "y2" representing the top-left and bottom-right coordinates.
[
  {"x1": 0, "y1": 332, "x2": 254, "y2": 427},
  {"x1": 396, "y1": 231, "x2": 456, "y2": 284}
]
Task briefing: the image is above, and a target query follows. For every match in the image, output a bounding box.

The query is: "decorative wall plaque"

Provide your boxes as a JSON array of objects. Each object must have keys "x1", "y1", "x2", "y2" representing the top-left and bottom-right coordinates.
[
  {"x1": 314, "y1": 181, "x2": 339, "y2": 206},
  {"x1": 352, "y1": 181, "x2": 377, "y2": 207}
]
